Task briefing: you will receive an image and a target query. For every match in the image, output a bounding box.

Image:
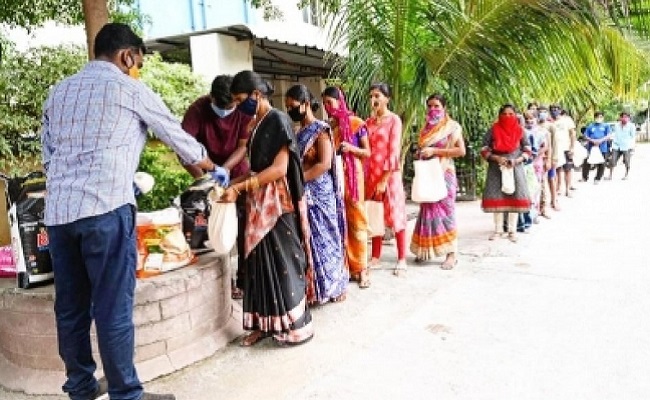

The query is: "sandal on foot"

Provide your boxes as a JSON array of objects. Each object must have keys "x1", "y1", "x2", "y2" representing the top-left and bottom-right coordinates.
[
  {"x1": 273, "y1": 333, "x2": 314, "y2": 348},
  {"x1": 358, "y1": 269, "x2": 371, "y2": 289},
  {"x1": 240, "y1": 331, "x2": 269, "y2": 347},
  {"x1": 369, "y1": 258, "x2": 382, "y2": 269},
  {"x1": 393, "y1": 261, "x2": 407, "y2": 277},
  {"x1": 440, "y1": 259, "x2": 457, "y2": 270},
  {"x1": 488, "y1": 232, "x2": 502, "y2": 241},
  {"x1": 332, "y1": 293, "x2": 347, "y2": 302},
  {"x1": 507, "y1": 233, "x2": 518, "y2": 243}
]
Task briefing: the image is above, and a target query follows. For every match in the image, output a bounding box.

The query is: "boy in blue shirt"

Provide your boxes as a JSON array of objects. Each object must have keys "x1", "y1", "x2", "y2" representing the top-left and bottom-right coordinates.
[{"x1": 581, "y1": 111, "x2": 610, "y2": 184}]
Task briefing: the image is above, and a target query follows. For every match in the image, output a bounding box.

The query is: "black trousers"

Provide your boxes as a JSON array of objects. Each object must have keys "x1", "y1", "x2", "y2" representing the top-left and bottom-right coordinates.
[{"x1": 582, "y1": 161, "x2": 605, "y2": 181}]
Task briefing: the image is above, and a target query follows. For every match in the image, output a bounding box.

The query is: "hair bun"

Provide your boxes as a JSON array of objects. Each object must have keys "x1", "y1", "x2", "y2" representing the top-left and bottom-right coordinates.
[
  {"x1": 310, "y1": 99, "x2": 320, "y2": 113},
  {"x1": 263, "y1": 81, "x2": 275, "y2": 96}
]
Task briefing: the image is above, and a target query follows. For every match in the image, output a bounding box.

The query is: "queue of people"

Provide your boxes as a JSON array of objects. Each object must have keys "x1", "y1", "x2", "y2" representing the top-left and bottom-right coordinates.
[
  {"x1": 480, "y1": 103, "x2": 637, "y2": 242},
  {"x1": 41, "y1": 21, "x2": 641, "y2": 400}
]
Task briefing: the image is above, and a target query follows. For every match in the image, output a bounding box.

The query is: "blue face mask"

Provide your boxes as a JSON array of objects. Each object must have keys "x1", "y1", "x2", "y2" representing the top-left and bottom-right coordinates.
[
  {"x1": 211, "y1": 103, "x2": 235, "y2": 118},
  {"x1": 237, "y1": 95, "x2": 258, "y2": 116},
  {"x1": 538, "y1": 112, "x2": 548, "y2": 121}
]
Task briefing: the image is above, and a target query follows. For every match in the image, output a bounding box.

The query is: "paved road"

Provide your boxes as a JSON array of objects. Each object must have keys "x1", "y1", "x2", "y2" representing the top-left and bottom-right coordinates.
[{"x1": 4, "y1": 145, "x2": 649, "y2": 400}]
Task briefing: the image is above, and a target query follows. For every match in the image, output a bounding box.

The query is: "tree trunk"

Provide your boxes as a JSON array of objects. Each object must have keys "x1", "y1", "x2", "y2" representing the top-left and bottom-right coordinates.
[{"x1": 82, "y1": 0, "x2": 110, "y2": 60}]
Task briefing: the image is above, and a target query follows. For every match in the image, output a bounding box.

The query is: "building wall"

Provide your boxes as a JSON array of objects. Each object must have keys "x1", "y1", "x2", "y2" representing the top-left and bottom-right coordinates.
[
  {"x1": 137, "y1": 0, "x2": 251, "y2": 39},
  {"x1": 267, "y1": 76, "x2": 326, "y2": 120},
  {"x1": 189, "y1": 33, "x2": 253, "y2": 82}
]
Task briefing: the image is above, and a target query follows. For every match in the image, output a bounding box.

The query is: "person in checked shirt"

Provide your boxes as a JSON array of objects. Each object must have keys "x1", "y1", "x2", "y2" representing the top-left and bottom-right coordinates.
[{"x1": 40, "y1": 23, "x2": 225, "y2": 400}]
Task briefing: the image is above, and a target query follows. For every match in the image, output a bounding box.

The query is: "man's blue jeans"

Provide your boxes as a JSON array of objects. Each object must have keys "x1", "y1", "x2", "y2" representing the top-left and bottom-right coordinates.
[{"x1": 48, "y1": 205, "x2": 143, "y2": 400}]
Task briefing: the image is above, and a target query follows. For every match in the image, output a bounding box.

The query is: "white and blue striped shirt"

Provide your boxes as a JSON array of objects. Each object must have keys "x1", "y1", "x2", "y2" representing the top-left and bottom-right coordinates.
[{"x1": 41, "y1": 61, "x2": 206, "y2": 226}]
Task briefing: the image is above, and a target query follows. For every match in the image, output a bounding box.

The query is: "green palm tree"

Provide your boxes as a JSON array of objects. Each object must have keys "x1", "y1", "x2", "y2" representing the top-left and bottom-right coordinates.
[{"x1": 325, "y1": 0, "x2": 650, "y2": 150}]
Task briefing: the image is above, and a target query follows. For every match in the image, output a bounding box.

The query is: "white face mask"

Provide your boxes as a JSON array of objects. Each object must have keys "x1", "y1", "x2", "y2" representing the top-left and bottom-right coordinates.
[{"x1": 211, "y1": 103, "x2": 235, "y2": 118}]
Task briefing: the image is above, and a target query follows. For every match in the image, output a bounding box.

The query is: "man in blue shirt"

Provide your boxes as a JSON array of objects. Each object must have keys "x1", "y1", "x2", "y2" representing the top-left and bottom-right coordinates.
[
  {"x1": 607, "y1": 111, "x2": 636, "y2": 180},
  {"x1": 581, "y1": 111, "x2": 611, "y2": 184}
]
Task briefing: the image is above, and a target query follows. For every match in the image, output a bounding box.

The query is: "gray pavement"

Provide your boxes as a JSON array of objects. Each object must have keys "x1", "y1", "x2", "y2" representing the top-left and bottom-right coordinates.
[{"x1": 3, "y1": 145, "x2": 650, "y2": 400}]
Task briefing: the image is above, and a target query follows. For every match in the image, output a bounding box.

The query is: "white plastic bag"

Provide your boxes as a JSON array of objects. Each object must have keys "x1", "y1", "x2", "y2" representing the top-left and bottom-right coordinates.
[
  {"x1": 411, "y1": 158, "x2": 447, "y2": 203},
  {"x1": 335, "y1": 154, "x2": 346, "y2": 199},
  {"x1": 556, "y1": 150, "x2": 566, "y2": 167},
  {"x1": 365, "y1": 199, "x2": 385, "y2": 237},
  {"x1": 501, "y1": 166, "x2": 516, "y2": 195},
  {"x1": 207, "y1": 188, "x2": 238, "y2": 255},
  {"x1": 587, "y1": 146, "x2": 605, "y2": 165},
  {"x1": 572, "y1": 143, "x2": 588, "y2": 167}
]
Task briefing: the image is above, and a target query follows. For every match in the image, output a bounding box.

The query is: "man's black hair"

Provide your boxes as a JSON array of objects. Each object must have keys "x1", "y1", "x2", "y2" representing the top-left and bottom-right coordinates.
[
  {"x1": 94, "y1": 23, "x2": 145, "y2": 58},
  {"x1": 210, "y1": 75, "x2": 233, "y2": 108}
]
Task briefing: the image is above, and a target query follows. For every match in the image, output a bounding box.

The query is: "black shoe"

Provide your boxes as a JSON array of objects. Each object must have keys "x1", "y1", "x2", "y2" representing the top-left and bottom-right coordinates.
[
  {"x1": 140, "y1": 393, "x2": 176, "y2": 400},
  {"x1": 90, "y1": 378, "x2": 108, "y2": 400}
]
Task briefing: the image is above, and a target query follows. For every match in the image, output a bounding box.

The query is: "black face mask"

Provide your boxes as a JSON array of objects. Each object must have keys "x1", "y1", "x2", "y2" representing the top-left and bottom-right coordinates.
[{"x1": 287, "y1": 105, "x2": 306, "y2": 122}]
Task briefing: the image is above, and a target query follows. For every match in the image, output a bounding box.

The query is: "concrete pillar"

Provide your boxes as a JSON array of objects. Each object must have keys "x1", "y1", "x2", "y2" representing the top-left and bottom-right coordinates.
[{"x1": 189, "y1": 33, "x2": 253, "y2": 83}]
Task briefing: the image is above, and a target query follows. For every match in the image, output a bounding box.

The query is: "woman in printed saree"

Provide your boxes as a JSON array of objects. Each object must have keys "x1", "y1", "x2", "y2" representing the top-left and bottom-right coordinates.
[
  {"x1": 480, "y1": 104, "x2": 532, "y2": 243},
  {"x1": 221, "y1": 70, "x2": 314, "y2": 347},
  {"x1": 410, "y1": 94, "x2": 466, "y2": 270},
  {"x1": 285, "y1": 84, "x2": 348, "y2": 304},
  {"x1": 321, "y1": 86, "x2": 372, "y2": 288}
]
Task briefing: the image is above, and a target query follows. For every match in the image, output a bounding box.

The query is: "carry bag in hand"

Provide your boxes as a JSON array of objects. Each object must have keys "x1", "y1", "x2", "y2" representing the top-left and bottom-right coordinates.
[
  {"x1": 500, "y1": 166, "x2": 516, "y2": 195},
  {"x1": 365, "y1": 192, "x2": 385, "y2": 237},
  {"x1": 207, "y1": 187, "x2": 238, "y2": 255},
  {"x1": 587, "y1": 146, "x2": 605, "y2": 165},
  {"x1": 411, "y1": 157, "x2": 447, "y2": 203}
]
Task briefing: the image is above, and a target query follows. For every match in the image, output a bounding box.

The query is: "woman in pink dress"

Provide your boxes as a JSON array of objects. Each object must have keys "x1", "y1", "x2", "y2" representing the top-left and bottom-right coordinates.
[{"x1": 365, "y1": 83, "x2": 408, "y2": 276}]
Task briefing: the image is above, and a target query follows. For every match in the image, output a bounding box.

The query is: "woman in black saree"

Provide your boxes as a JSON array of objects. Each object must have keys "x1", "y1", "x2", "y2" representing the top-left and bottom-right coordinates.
[{"x1": 220, "y1": 70, "x2": 314, "y2": 347}]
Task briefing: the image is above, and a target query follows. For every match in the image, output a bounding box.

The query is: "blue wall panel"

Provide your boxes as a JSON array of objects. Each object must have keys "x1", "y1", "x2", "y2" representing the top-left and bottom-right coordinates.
[{"x1": 137, "y1": 0, "x2": 251, "y2": 39}]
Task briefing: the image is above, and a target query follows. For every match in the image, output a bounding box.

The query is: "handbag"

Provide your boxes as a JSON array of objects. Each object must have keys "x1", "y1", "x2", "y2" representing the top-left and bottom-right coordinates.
[
  {"x1": 587, "y1": 146, "x2": 605, "y2": 165},
  {"x1": 365, "y1": 192, "x2": 385, "y2": 237},
  {"x1": 411, "y1": 157, "x2": 447, "y2": 203},
  {"x1": 500, "y1": 165, "x2": 516, "y2": 195},
  {"x1": 207, "y1": 188, "x2": 238, "y2": 255}
]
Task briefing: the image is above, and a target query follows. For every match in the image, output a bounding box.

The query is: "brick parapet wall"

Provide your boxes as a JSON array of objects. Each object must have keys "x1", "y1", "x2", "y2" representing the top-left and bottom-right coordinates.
[{"x1": 0, "y1": 252, "x2": 242, "y2": 395}]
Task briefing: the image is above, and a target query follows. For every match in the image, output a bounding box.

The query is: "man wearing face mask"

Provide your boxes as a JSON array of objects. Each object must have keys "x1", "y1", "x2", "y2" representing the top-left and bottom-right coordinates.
[
  {"x1": 607, "y1": 111, "x2": 636, "y2": 180},
  {"x1": 40, "y1": 23, "x2": 221, "y2": 400},
  {"x1": 550, "y1": 105, "x2": 577, "y2": 199},
  {"x1": 181, "y1": 75, "x2": 251, "y2": 183},
  {"x1": 581, "y1": 111, "x2": 611, "y2": 184},
  {"x1": 182, "y1": 76, "x2": 252, "y2": 299},
  {"x1": 537, "y1": 105, "x2": 557, "y2": 215}
]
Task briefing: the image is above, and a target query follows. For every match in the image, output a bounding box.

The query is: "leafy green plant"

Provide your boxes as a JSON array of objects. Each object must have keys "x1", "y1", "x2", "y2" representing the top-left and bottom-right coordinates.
[
  {"x1": 0, "y1": 42, "x2": 86, "y2": 175},
  {"x1": 136, "y1": 144, "x2": 193, "y2": 212},
  {"x1": 0, "y1": 40, "x2": 204, "y2": 209},
  {"x1": 139, "y1": 53, "x2": 207, "y2": 117}
]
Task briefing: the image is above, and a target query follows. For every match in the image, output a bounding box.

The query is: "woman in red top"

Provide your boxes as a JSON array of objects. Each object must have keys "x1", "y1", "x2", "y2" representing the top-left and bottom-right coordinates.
[{"x1": 365, "y1": 83, "x2": 408, "y2": 276}]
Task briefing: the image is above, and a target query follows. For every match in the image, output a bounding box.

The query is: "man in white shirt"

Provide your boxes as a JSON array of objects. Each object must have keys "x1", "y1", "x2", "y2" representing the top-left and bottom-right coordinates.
[
  {"x1": 607, "y1": 112, "x2": 636, "y2": 180},
  {"x1": 550, "y1": 105, "x2": 577, "y2": 198}
]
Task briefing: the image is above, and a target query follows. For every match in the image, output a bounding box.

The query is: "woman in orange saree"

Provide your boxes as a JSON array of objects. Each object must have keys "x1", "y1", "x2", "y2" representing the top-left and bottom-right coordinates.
[{"x1": 321, "y1": 87, "x2": 371, "y2": 288}]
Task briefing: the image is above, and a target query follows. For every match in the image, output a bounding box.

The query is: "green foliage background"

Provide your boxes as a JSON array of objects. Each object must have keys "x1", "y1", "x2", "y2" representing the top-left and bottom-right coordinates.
[{"x1": 0, "y1": 40, "x2": 207, "y2": 211}]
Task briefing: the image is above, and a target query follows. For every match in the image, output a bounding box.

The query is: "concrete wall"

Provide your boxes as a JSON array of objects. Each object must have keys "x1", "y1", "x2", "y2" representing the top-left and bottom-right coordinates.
[
  {"x1": 189, "y1": 33, "x2": 253, "y2": 83},
  {"x1": 267, "y1": 76, "x2": 326, "y2": 120}
]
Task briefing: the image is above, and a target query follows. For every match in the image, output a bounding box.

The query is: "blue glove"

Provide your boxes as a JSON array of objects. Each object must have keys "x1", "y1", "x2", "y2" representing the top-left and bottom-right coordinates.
[{"x1": 209, "y1": 166, "x2": 230, "y2": 187}]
